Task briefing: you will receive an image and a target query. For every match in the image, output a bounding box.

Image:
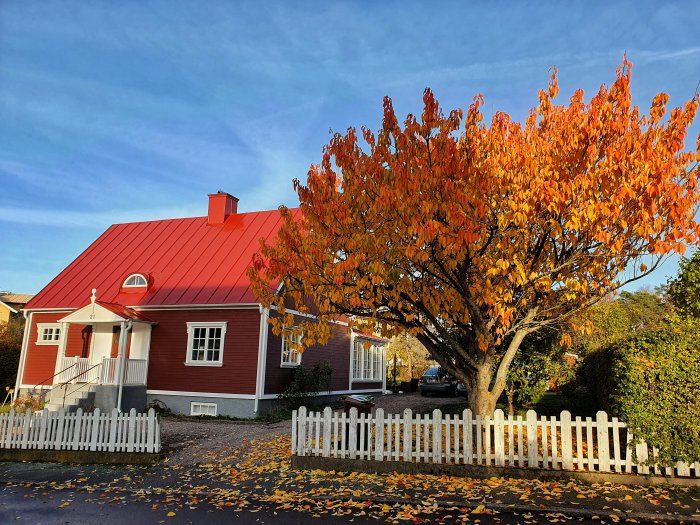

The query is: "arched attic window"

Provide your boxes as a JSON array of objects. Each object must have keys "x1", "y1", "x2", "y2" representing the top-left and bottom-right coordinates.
[{"x1": 123, "y1": 273, "x2": 148, "y2": 288}]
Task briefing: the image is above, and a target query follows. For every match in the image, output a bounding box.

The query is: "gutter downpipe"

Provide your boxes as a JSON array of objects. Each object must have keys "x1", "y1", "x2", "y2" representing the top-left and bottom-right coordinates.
[{"x1": 116, "y1": 319, "x2": 133, "y2": 412}]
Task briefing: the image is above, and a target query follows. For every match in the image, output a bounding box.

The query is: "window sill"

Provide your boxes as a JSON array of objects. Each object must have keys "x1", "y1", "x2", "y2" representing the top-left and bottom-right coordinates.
[
  {"x1": 184, "y1": 362, "x2": 224, "y2": 367},
  {"x1": 36, "y1": 341, "x2": 60, "y2": 346},
  {"x1": 280, "y1": 363, "x2": 301, "y2": 368}
]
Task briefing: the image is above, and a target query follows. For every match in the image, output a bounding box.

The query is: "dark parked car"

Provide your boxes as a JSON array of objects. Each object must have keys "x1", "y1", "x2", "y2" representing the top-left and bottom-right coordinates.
[
  {"x1": 456, "y1": 381, "x2": 468, "y2": 398},
  {"x1": 418, "y1": 367, "x2": 458, "y2": 397}
]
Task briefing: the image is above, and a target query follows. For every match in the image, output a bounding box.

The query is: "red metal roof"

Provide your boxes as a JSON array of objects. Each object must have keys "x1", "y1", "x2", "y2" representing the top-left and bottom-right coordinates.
[
  {"x1": 27, "y1": 208, "x2": 299, "y2": 310},
  {"x1": 95, "y1": 301, "x2": 156, "y2": 322}
]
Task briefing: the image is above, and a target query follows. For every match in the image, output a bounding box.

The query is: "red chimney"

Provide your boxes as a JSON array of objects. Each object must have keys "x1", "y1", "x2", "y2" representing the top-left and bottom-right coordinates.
[{"x1": 208, "y1": 191, "x2": 239, "y2": 225}]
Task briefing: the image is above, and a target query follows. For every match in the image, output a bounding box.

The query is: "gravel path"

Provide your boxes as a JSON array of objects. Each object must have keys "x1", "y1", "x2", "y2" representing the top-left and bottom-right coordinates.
[
  {"x1": 161, "y1": 418, "x2": 288, "y2": 466},
  {"x1": 160, "y1": 393, "x2": 464, "y2": 465}
]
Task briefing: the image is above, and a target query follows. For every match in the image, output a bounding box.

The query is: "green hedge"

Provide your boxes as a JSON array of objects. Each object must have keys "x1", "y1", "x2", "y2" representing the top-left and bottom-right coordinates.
[{"x1": 580, "y1": 317, "x2": 700, "y2": 466}]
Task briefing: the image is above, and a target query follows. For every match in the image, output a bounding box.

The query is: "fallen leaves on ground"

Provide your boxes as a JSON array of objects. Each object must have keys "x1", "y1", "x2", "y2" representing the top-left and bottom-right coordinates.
[{"x1": 4, "y1": 434, "x2": 700, "y2": 523}]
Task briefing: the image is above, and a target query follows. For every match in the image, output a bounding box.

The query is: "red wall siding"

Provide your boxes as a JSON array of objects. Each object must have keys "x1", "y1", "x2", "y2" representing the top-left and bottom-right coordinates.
[
  {"x1": 21, "y1": 312, "x2": 66, "y2": 385},
  {"x1": 145, "y1": 308, "x2": 260, "y2": 395},
  {"x1": 22, "y1": 313, "x2": 99, "y2": 385},
  {"x1": 264, "y1": 314, "x2": 353, "y2": 395},
  {"x1": 64, "y1": 324, "x2": 92, "y2": 358}
]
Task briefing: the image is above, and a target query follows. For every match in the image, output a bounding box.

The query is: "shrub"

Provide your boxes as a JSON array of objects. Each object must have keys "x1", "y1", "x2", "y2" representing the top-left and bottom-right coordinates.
[
  {"x1": 580, "y1": 317, "x2": 700, "y2": 466},
  {"x1": 11, "y1": 393, "x2": 44, "y2": 414},
  {"x1": 0, "y1": 320, "x2": 23, "y2": 391},
  {"x1": 278, "y1": 361, "x2": 333, "y2": 412}
]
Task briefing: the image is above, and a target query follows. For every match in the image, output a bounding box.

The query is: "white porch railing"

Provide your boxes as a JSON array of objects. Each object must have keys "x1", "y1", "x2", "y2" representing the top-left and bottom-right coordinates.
[
  {"x1": 58, "y1": 357, "x2": 99, "y2": 383},
  {"x1": 57, "y1": 357, "x2": 147, "y2": 386},
  {"x1": 100, "y1": 358, "x2": 148, "y2": 385},
  {"x1": 292, "y1": 407, "x2": 700, "y2": 479}
]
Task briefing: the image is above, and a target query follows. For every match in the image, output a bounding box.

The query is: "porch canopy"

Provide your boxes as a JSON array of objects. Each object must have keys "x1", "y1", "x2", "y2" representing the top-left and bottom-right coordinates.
[{"x1": 54, "y1": 290, "x2": 155, "y2": 387}]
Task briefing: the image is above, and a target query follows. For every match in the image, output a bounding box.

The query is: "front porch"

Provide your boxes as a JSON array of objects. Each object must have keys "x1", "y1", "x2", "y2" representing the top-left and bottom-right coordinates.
[
  {"x1": 43, "y1": 290, "x2": 156, "y2": 412},
  {"x1": 57, "y1": 356, "x2": 148, "y2": 386}
]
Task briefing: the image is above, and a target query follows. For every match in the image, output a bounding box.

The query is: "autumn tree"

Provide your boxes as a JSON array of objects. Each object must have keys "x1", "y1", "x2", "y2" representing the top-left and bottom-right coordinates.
[
  {"x1": 666, "y1": 249, "x2": 700, "y2": 318},
  {"x1": 250, "y1": 60, "x2": 700, "y2": 415}
]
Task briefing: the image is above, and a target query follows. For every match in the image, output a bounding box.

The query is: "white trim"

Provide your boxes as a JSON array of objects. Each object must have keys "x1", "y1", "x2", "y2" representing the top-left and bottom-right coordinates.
[
  {"x1": 147, "y1": 389, "x2": 256, "y2": 400},
  {"x1": 23, "y1": 305, "x2": 261, "y2": 313},
  {"x1": 22, "y1": 308, "x2": 74, "y2": 313},
  {"x1": 122, "y1": 273, "x2": 148, "y2": 288},
  {"x1": 185, "y1": 321, "x2": 227, "y2": 366},
  {"x1": 254, "y1": 307, "x2": 270, "y2": 413},
  {"x1": 348, "y1": 331, "x2": 355, "y2": 391},
  {"x1": 0, "y1": 300, "x2": 18, "y2": 314},
  {"x1": 132, "y1": 303, "x2": 261, "y2": 311},
  {"x1": 280, "y1": 330, "x2": 303, "y2": 367},
  {"x1": 269, "y1": 305, "x2": 349, "y2": 326},
  {"x1": 259, "y1": 388, "x2": 382, "y2": 400},
  {"x1": 350, "y1": 337, "x2": 385, "y2": 382},
  {"x1": 14, "y1": 312, "x2": 33, "y2": 398},
  {"x1": 36, "y1": 323, "x2": 62, "y2": 345},
  {"x1": 146, "y1": 388, "x2": 384, "y2": 401}
]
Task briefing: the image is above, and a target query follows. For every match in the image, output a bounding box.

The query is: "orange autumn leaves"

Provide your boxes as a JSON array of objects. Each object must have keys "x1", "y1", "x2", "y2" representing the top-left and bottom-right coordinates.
[{"x1": 249, "y1": 59, "x2": 700, "y2": 353}]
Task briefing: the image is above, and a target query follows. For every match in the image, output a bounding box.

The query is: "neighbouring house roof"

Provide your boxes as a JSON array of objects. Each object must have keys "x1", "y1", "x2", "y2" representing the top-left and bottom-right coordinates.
[
  {"x1": 27, "y1": 208, "x2": 300, "y2": 310},
  {"x1": 0, "y1": 293, "x2": 34, "y2": 305},
  {"x1": 0, "y1": 293, "x2": 34, "y2": 313}
]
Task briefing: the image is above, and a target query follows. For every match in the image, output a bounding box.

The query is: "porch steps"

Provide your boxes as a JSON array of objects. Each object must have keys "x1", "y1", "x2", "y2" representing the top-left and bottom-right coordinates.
[{"x1": 44, "y1": 384, "x2": 96, "y2": 413}]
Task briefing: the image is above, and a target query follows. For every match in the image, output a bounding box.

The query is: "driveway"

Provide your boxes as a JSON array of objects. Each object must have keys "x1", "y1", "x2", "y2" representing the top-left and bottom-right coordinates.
[{"x1": 160, "y1": 392, "x2": 465, "y2": 465}]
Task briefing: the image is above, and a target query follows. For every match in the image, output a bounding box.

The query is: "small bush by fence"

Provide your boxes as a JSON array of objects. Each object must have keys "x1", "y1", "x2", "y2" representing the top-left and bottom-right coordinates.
[
  {"x1": 292, "y1": 407, "x2": 699, "y2": 478},
  {"x1": 0, "y1": 407, "x2": 161, "y2": 453}
]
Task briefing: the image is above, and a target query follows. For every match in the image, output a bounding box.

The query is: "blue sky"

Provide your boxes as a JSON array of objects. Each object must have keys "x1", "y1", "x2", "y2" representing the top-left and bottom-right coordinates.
[{"x1": 1, "y1": 1, "x2": 698, "y2": 294}]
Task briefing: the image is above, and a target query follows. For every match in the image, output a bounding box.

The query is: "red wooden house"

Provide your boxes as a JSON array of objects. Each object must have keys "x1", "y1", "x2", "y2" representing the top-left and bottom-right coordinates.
[{"x1": 15, "y1": 193, "x2": 386, "y2": 417}]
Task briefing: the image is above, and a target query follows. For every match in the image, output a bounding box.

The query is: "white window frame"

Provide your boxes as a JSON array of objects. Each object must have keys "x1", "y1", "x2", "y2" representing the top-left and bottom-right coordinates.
[
  {"x1": 185, "y1": 322, "x2": 227, "y2": 367},
  {"x1": 351, "y1": 338, "x2": 385, "y2": 382},
  {"x1": 280, "y1": 330, "x2": 303, "y2": 367},
  {"x1": 36, "y1": 323, "x2": 62, "y2": 345},
  {"x1": 190, "y1": 401, "x2": 217, "y2": 416},
  {"x1": 123, "y1": 273, "x2": 148, "y2": 288}
]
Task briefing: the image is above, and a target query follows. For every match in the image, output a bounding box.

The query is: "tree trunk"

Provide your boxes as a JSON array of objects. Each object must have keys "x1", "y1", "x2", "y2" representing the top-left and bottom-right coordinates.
[
  {"x1": 465, "y1": 363, "x2": 498, "y2": 415},
  {"x1": 506, "y1": 390, "x2": 515, "y2": 416}
]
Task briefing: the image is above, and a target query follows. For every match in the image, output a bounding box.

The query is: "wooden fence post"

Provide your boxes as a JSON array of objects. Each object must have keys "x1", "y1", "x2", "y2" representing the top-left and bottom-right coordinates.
[
  {"x1": 126, "y1": 408, "x2": 137, "y2": 453},
  {"x1": 463, "y1": 409, "x2": 472, "y2": 465},
  {"x1": 348, "y1": 407, "x2": 358, "y2": 460},
  {"x1": 494, "y1": 409, "x2": 505, "y2": 467},
  {"x1": 374, "y1": 408, "x2": 384, "y2": 461},
  {"x1": 526, "y1": 410, "x2": 538, "y2": 467},
  {"x1": 90, "y1": 408, "x2": 101, "y2": 452},
  {"x1": 402, "y1": 408, "x2": 412, "y2": 462},
  {"x1": 560, "y1": 411, "x2": 573, "y2": 470},
  {"x1": 20, "y1": 410, "x2": 32, "y2": 450},
  {"x1": 432, "y1": 409, "x2": 442, "y2": 464},
  {"x1": 146, "y1": 408, "x2": 156, "y2": 453},
  {"x1": 297, "y1": 406, "x2": 307, "y2": 457},
  {"x1": 596, "y1": 411, "x2": 610, "y2": 472},
  {"x1": 323, "y1": 407, "x2": 332, "y2": 458},
  {"x1": 291, "y1": 410, "x2": 298, "y2": 455}
]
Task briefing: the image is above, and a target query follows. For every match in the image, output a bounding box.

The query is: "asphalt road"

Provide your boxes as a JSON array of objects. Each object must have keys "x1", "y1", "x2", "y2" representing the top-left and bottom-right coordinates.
[{"x1": 0, "y1": 484, "x2": 610, "y2": 525}]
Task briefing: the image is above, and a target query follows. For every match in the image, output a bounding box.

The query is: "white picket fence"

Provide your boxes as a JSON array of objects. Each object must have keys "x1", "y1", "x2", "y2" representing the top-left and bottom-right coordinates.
[
  {"x1": 0, "y1": 408, "x2": 161, "y2": 453},
  {"x1": 292, "y1": 407, "x2": 699, "y2": 478}
]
